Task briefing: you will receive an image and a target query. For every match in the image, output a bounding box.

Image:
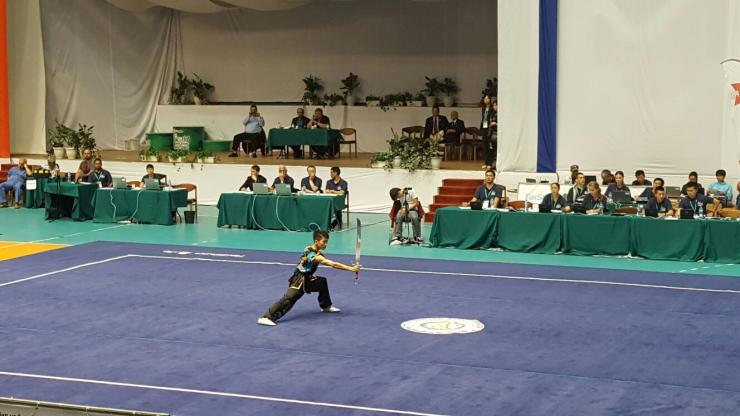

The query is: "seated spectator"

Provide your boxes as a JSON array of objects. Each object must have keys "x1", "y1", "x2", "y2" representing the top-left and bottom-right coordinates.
[
  {"x1": 646, "y1": 186, "x2": 675, "y2": 217},
  {"x1": 464, "y1": 170, "x2": 504, "y2": 208},
  {"x1": 707, "y1": 169, "x2": 733, "y2": 207},
  {"x1": 679, "y1": 182, "x2": 720, "y2": 217},
  {"x1": 600, "y1": 169, "x2": 615, "y2": 185},
  {"x1": 442, "y1": 111, "x2": 465, "y2": 144},
  {"x1": 568, "y1": 164, "x2": 579, "y2": 184},
  {"x1": 681, "y1": 171, "x2": 705, "y2": 195},
  {"x1": 325, "y1": 166, "x2": 347, "y2": 229},
  {"x1": 239, "y1": 165, "x2": 267, "y2": 191},
  {"x1": 289, "y1": 107, "x2": 311, "y2": 158},
  {"x1": 632, "y1": 169, "x2": 651, "y2": 186},
  {"x1": 582, "y1": 181, "x2": 609, "y2": 214},
  {"x1": 736, "y1": 181, "x2": 740, "y2": 208},
  {"x1": 300, "y1": 165, "x2": 323, "y2": 193},
  {"x1": 423, "y1": 105, "x2": 449, "y2": 139},
  {"x1": 84, "y1": 158, "x2": 113, "y2": 187},
  {"x1": 75, "y1": 148, "x2": 94, "y2": 182},
  {"x1": 272, "y1": 165, "x2": 296, "y2": 192},
  {"x1": 0, "y1": 158, "x2": 32, "y2": 208},
  {"x1": 307, "y1": 108, "x2": 334, "y2": 158},
  {"x1": 604, "y1": 171, "x2": 631, "y2": 200},
  {"x1": 565, "y1": 172, "x2": 587, "y2": 208},
  {"x1": 141, "y1": 164, "x2": 166, "y2": 185},
  {"x1": 639, "y1": 177, "x2": 664, "y2": 200},
  {"x1": 389, "y1": 187, "x2": 423, "y2": 244},
  {"x1": 229, "y1": 105, "x2": 265, "y2": 158},
  {"x1": 540, "y1": 183, "x2": 566, "y2": 210},
  {"x1": 46, "y1": 154, "x2": 61, "y2": 178}
]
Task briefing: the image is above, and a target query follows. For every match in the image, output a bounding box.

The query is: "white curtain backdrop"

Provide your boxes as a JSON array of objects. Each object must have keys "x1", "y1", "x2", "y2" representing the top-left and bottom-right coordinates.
[
  {"x1": 557, "y1": 0, "x2": 738, "y2": 178},
  {"x1": 39, "y1": 0, "x2": 182, "y2": 150},
  {"x1": 495, "y1": 0, "x2": 539, "y2": 173}
]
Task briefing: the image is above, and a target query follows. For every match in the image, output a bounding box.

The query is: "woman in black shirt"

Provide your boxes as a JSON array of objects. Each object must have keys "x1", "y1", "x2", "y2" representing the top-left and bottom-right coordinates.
[{"x1": 540, "y1": 183, "x2": 567, "y2": 210}]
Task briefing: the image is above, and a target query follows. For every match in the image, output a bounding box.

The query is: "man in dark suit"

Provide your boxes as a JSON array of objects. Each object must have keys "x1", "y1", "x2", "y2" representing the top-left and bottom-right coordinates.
[
  {"x1": 442, "y1": 111, "x2": 465, "y2": 144},
  {"x1": 289, "y1": 107, "x2": 311, "y2": 158},
  {"x1": 423, "y1": 105, "x2": 449, "y2": 139}
]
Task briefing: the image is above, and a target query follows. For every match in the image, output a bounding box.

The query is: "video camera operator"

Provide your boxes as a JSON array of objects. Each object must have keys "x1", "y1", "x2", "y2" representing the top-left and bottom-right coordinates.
[{"x1": 389, "y1": 187, "x2": 423, "y2": 244}]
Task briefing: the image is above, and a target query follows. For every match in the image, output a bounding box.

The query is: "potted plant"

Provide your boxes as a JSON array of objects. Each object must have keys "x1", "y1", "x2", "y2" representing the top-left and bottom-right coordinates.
[
  {"x1": 323, "y1": 93, "x2": 344, "y2": 106},
  {"x1": 370, "y1": 152, "x2": 390, "y2": 168},
  {"x1": 427, "y1": 132, "x2": 444, "y2": 169},
  {"x1": 423, "y1": 76, "x2": 441, "y2": 107},
  {"x1": 168, "y1": 149, "x2": 190, "y2": 163},
  {"x1": 138, "y1": 149, "x2": 148, "y2": 162},
  {"x1": 192, "y1": 73, "x2": 214, "y2": 104},
  {"x1": 146, "y1": 148, "x2": 160, "y2": 162},
  {"x1": 340, "y1": 72, "x2": 360, "y2": 106},
  {"x1": 47, "y1": 121, "x2": 71, "y2": 159},
  {"x1": 302, "y1": 75, "x2": 325, "y2": 105},
  {"x1": 410, "y1": 92, "x2": 426, "y2": 107},
  {"x1": 77, "y1": 123, "x2": 96, "y2": 154},
  {"x1": 441, "y1": 77, "x2": 459, "y2": 107},
  {"x1": 196, "y1": 150, "x2": 215, "y2": 164},
  {"x1": 387, "y1": 133, "x2": 406, "y2": 168},
  {"x1": 365, "y1": 95, "x2": 381, "y2": 107}
]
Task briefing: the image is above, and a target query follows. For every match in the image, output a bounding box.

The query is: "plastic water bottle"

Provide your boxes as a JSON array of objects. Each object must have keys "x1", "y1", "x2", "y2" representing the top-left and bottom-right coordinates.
[
  {"x1": 637, "y1": 202, "x2": 644, "y2": 217},
  {"x1": 698, "y1": 201, "x2": 704, "y2": 218}
]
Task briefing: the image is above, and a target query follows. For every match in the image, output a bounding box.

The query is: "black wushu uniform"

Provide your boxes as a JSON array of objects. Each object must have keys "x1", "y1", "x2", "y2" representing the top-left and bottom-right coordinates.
[{"x1": 262, "y1": 246, "x2": 333, "y2": 322}]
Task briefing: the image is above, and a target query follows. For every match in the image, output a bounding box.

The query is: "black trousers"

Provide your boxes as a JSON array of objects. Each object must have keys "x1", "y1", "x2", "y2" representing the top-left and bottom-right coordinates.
[
  {"x1": 482, "y1": 128, "x2": 497, "y2": 166},
  {"x1": 310, "y1": 139, "x2": 339, "y2": 158},
  {"x1": 263, "y1": 271, "x2": 332, "y2": 322},
  {"x1": 232, "y1": 132, "x2": 262, "y2": 154}
]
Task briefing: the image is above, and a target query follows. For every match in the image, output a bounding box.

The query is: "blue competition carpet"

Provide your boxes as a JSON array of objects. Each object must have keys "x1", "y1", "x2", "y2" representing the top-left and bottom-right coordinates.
[{"x1": 1, "y1": 242, "x2": 740, "y2": 415}]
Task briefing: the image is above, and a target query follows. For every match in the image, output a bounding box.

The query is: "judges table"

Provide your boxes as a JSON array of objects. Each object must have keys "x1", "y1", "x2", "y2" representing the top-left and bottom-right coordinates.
[
  {"x1": 267, "y1": 128, "x2": 343, "y2": 149},
  {"x1": 43, "y1": 182, "x2": 97, "y2": 221},
  {"x1": 429, "y1": 207, "x2": 740, "y2": 263},
  {"x1": 24, "y1": 177, "x2": 53, "y2": 208},
  {"x1": 217, "y1": 192, "x2": 346, "y2": 231},
  {"x1": 92, "y1": 188, "x2": 188, "y2": 225}
]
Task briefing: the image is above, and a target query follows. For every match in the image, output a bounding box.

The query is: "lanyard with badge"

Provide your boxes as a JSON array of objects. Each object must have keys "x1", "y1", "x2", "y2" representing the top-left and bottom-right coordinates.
[{"x1": 482, "y1": 108, "x2": 490, "y2": 129}]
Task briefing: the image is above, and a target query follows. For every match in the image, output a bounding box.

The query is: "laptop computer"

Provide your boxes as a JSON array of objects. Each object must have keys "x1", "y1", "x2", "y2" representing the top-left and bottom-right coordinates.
[
  {"x1": 538, "y1": 205, "x2": 551, "y2": 213},
  {"x1": 470, "y1": 200, "x2": 483, "y2": 210},
  {"x1": 275, "y1": 183, "x2": 293, "y2": 195},
  {"x1": 144, "y1": 178, "x2": 161, "y2": 190},
  {"x1": 253, "y1": 183, "x2": 270, "y2": 195},
  {"x1": 645, "y1": 208, "x2": 659, "y2": 218},
  {"x1": 665, "y1": 186, "x2": 682, "y2": 199},
  {"x1": 679, "y1": 208, "x2": 695, "y2": 219},
  {"x1": 584, "y1": 175, "x2": 597, "y2": 184},
  {"x1": 112, "y1": 177, "x2": 127, "y2": 189},
  {"x1": 610, "y1": 190, "x2": 632, "y2": 203}
]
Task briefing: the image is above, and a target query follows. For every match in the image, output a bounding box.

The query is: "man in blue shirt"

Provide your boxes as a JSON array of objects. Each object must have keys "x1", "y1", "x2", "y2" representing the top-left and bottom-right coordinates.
[
  {"x1": 466, "y1": 170, "x2": 504, "y2": 208},
  {"x1": 300, "y1": 165, "x2": 322, "y2": 193},
  {"x1": 84, "y1": 158, "x2": 113, "y2": 187},
  {"x1": 707, "y1": 169, "x2": 733, "y2": 207},
  {"x1": 229, "y1": 105, "x2": 265, "y2": 158},
  {"x1": 0, "y1": 158, "x2": 32, "y2": 208},
  {"x1": 325, "y1": 166, "x2": 348, "y2": 229},
  {"x1": 271, "y1": 165, "x2": 296, "y2": 192},
  {"x1": 681, "y1": 171, "x2": 704, "y2": 196},
  {"x1": 639, "y1": 177, "x2": 664, "y2": 200},
  {"x1": 645, "y1": 186, "x2": 675, "y2": 217},
  {"x1": 679, "y1": 182, "x2": 720, "y2": 217}
]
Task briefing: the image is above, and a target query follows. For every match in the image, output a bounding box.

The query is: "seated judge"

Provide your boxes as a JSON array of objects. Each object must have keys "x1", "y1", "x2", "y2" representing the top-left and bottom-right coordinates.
[
  {"x1": 632, "y1": 169, "x2": 651, "y2": 186},
  {"x1": 679, "y1": 182, "x2": 720, "y2": 217},
  {"x1": 271, "y1": 165, "x2": 296, "y2": 192},
  {"x1": 540, "y1": 183, "x2": 566, "y2": 210},
  {"x1": 289, "y1": 107, "x2": 311, "y2": 158},
  {"x1": 707, "y1": 169, "x2": 733, "y2": 207},
  {"x1": 464, "y1": 170, "x2": 504, "y2": 208},
  {"x1": 300, "y1": 165, "x2": 323, "y2": 193},
  {"x1": 645, "y1": 186, "x2": 675, "y2": 217},
  {"x1": 442, "y1": 111, "x2": 465, "y2": 144},
  {"x1": 325, "y1": 166, "x2": 348, "y2": 229},
  {"x1": 75, "y1": 148, "x2": 95, "y2": 182},
  {"x1": 423, "y1": 105, "x2": 449, "y2": 139},
  {"x1": 307, "y1": 108, "x2": 334, "y2": 158},
  {"x1": 600, "y1": 169, "x2": 615, "y2": 185},
  {"x1": 639, "y1": 177, "x2": 664, "y2": 200},
  {"x1": 736, "y1": 181, "x2": 740, "y2": 208},
  {"x1": 566, "y1": 172, "x2": 587, "y2": 206},
  {"x1": 46, "y1": 154, "x2": 62, "y2": 178},
  {"x1": 681, "y1": 171, "x2": 705, "y2": 196},
  {"x1": 0, "y1": 158, "x2": 32, "y2": 209},
  {"x1": 582, "y1": 181, "x2": 609, "y2": 214},
  {"x1": 229, "y1": 105, "x2": 265, "y2": 158},
  {"x1": 239, "y1": 164, "x2": 267, "y2": 191},
  {"x1": 84, "y1": 158, "x2": 113, "y2": 187},
  {"x1": 141, "y1": 164, "x2": 166, "y2": 186},
  {"x1": 604, "y1": 171, "x2": 631, "y2": 200}
]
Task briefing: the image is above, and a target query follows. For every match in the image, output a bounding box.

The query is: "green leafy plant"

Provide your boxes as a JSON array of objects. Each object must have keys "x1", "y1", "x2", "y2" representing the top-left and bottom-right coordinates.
[
  {"x1": 170, "y1": 71, "x2": 191, "y2": 104},
  {"x1": 340, "y1": 72, "x2": 360, "y2": 99},
  {"x1": 196, "y1": 150, "x2": 214, "y2": 159},
  {"x1": 440, "y1": 78, "x2": 459, "y2": 97},
  {"x1": 47, "y1": 121, "x2": 74, "y2": 148},
  {"x1": 302, "y1": 75, "x2": 325, "y2": 105},
  {"x1": 76, "y1": 123, "x2": 95, "y2": 151},
  {"x1": 168, "y1": 149, "x2": 190, "y2": 161},
  {"x1": 414, "y1": 91, "x2": 426, "y2": 101},
  {"x1": 323, "y1": 93, "x2": 344, "y2": 106},
  {"x1": 370, "y1": 151, "x2": 391, "y2": 167},
  {"x1": 365, "y1": 95, "x2": 380, "y2": 102},
  {"x1": 422, "y1": 76, "x2": 442, "y2": 96},
  {"x1": 191, "y1": 73, "x2": 214, "y2": 104}
]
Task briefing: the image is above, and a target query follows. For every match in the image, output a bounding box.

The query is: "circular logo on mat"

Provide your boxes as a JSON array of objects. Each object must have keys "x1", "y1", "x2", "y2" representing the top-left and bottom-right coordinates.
[{"x1": 401, "y1": 318, "x2": 485, "y2": 335}]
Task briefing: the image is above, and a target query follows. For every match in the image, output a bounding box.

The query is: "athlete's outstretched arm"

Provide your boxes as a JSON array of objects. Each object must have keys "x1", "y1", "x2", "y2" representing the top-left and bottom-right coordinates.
[{"x1": 315, "y1": 255, "x2": 360, "y2": 273}]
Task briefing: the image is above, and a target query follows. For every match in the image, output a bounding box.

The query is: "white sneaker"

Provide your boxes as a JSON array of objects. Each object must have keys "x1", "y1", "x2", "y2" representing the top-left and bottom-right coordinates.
[
  {"x1": 257, "y1": 317, "x2": 276, "y2": 326},
  {"x1": 390, "y1": 238, "x2": 402, "y2": 245},
  {"x1": 322, "y1": 306, "x2": 341, "y2": 313}
]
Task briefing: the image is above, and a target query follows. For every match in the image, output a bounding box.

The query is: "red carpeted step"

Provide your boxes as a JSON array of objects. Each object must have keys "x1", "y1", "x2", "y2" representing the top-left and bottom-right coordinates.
[
  {"x1": 438, "y1": 185, "x2": 478, "y2": 195},
  {"x1": 1, "y1": 164, "x2": 15, "y2": 171},
  {"x1": 424, "y1": 211, "x2": 436, "y2": 223},
  {"x1": 442, "y1": 178, "x2": 482, "y2": 187},
  {"x1": 434, "y1": 194, "x2": 471, "y2": 204}
]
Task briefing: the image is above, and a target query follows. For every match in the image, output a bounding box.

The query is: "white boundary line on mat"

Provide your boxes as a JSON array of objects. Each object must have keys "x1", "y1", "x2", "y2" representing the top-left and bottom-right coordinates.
[
  {"x1": 0, "y1": 371, "x2": 447, "y2": 416},
  {"x1": 0, "y1": 255, "x2": 133, "y2": 288}
]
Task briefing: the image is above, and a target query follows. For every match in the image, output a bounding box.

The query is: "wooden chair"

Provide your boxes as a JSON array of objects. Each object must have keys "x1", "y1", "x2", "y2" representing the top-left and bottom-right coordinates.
[
  {"x1": 461, "y1": 127, "x2": 483, "y2": 161},
  {"x1": 401, "y1": 126, "x2": 424, "y2": 140},
  {"x1": 616, "y1": 206, "x2": 637, "y2": 215},
  {"x1": 127, "y1": 180, "x2": 141, "y2": 188},
  {"x1": 173, "y1": 183, "x2": 198, "y2": 222},
  {"x1": 338, "y1": 128, "x2": 358, "y2": 159},
  {"x1": 720, "y1": 208, "x2": 740, "y2": 218},
  {"x1": 508, "y1": 200, "x2": 532, "y2": 211}
]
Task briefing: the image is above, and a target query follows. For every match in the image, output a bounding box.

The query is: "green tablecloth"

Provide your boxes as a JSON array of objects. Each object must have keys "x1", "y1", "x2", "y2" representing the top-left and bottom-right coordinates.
[
  {"x1": 561, "y1": 215, "x2": 632, "y2": 256},
  {"x1": 428, "y1": 207, "x2": 498, "y2": 249},
  {"x1": 43, "y1": 182, "x2": 97, "y2": 221},
  {"x1": 703, "y1": 220, "x2": 740, "y2": 263},
  {"x1": 267, "y1": 128, "x2": 343, "y2": 149},
  {"x1": 92, "y1": 188, "x2": 188, "y2": 225},
  {"x1": 24, "y1": 177, "x2": 52, "y2": 208},
  {"x1": 217, "y1": 193, "x2": 346, "y2": 231},
  {"x1": 630, "y1": 216, "x2": 705, "y2": 262},
  {"x1": 496, "y1": 211, "x2": 562, "y2": 254}
]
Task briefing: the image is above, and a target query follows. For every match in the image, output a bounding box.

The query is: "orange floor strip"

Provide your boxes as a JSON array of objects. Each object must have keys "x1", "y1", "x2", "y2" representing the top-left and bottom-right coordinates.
[{"x1": 0, "y1": 241, "x2": 68, "y2": 261}]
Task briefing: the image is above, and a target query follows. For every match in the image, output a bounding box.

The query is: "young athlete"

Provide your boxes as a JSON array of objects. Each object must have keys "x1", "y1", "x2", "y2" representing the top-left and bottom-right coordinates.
[{"x1": 257, "y1": 230, "x2": 360, "y2": 326}]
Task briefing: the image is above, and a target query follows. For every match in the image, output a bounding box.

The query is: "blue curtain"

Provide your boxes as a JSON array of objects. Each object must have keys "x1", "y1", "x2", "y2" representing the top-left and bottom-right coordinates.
[{"x1": 537, "y1": 0, "x2": 558, "y2": 172}]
